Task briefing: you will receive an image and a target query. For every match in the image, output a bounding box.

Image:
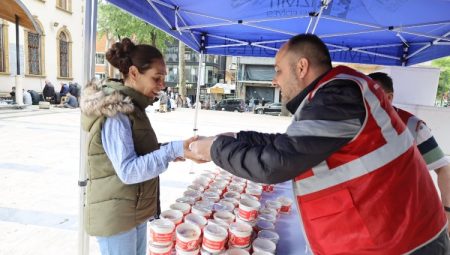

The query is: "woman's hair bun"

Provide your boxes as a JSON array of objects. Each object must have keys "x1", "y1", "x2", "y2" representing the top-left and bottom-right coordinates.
[{"x1": 105, "y1": 38, "x2": 136, "y2": 75}]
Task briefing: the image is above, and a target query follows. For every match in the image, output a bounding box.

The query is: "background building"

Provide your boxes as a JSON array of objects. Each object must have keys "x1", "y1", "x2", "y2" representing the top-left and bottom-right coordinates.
[
  {"x1": 233, "y1": 57, "x2": 279, "y2": 104},
  {"x1": 0, "y1": 0, "x2": 84, "y2": 94},
  {"x1": 164, "y1": 41, "x2": 227, "y2": 89},
  {"x1": 164, "y1": 41, "x2": 227, "y2": 106}
]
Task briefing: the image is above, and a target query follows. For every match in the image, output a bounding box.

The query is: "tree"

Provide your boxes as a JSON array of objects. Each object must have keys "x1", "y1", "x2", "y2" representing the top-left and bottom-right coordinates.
[
  {"x1": 178, "y1": 41, "x2": 186, "y2": 106},
  {"x1": 432, "y1": 57, "x2": 450, "y2": 106},
  {"x1": 97, "y1": 1, "x2": 172, "y2": 50}
]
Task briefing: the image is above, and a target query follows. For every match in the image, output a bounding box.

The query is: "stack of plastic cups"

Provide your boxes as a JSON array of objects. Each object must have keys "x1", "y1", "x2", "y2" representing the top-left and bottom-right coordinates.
[
  {"x1": 227, "y1": 184, "x2": 244, "y2": 194},
  {"x1": 148, "y1": 219, "x2": 175, "y2": 255},
  {"x1": 185, "y1": 213, "x2": 208, "y2": 231},
  {"x1": 213, "y1": 210, "x2": 235, "y2": 226},
  {"x1": 176, "y1": 222, "x2": 202, "y2": 255},
  {"x1": 170, "y1": 202, "x2": 192, "y2": 216},
  {"x1": 262, "y1": 184, "x2": 275, "y2": 193},
  {"x1": 207, "y1": 218, "x2": 229, "y2": 231},
  {"x1": 257, "y1": 230, "x2": 279, "y2": 246},
  {"x1": 223, "y1": 191, "x2": 240, "y2": 201},
  {"x1": 192, "y1": 203, "x2": 213, "y2": 219},
  {"x1": 264, "y1": 200, "x2": 281, "y2": 216},
  {"x1": 258, "y1": 208, "x2": 277, "y2": 219},
  {"x1": 255, "y1": 219, "x2": 275, "y2": 233},
  {"x1": 160, "y1": 210, "x2": 183, "y2": 227},
  {"x1": 203, "y1": 191, "x2": 221, "y2": 203},
  {"x1": 214, "y1": 200, "x2": 235, "y2": 213},
  {"x1": 201, "y1": 224, "x2": 228, "y2": 254},
  {"x1": 176, "y1": 196, "x2": 196, "y2": 206},
  {"x1": 171, "y1": 169, "x2": 288, "y2": 254},
  {"x1": 245, "y1": 184, "x2": 262, "y2": 201},
  {"x1": 228, "y1": 221, "x2": 253, "y2": 252},
  {"x1": 276, "y1": 196, "x2": 293, "y2": 215},
  {"x1": 236, "y1": 198, "x2": 260, "y2": 229},
  {"x1": 240, "y1": 193, "x2": 258, "y2": 202},
  {"x1": 252, "y1": 238, "x2": 276, "y2": 254},
  {"x1": 188, "y1": 184, "x2": 205, "y2": 193},
  {"x1": 184, "y1": 190, "x2": 203, "y2": 202},
  {"x1": 222, "y1": 197, "x2": 239, "y2": 209},
  {"x1": 223, "y1": 248, "x2": 250, "y2": 255}
]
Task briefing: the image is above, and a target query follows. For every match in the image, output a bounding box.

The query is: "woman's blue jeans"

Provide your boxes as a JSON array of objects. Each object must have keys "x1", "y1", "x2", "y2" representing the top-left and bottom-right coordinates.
[{"x1": 96, "y1": 221, "x2": 147, "y2": 255}]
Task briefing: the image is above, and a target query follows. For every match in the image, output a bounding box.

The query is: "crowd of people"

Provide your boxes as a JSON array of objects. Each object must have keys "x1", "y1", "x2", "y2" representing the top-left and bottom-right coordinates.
[
  {"x1": 79, "y1": 34, "x2": 450, "y2": 255},
  {"x1": 9, "y1": 80, "x2": 81, "y2": 108}
]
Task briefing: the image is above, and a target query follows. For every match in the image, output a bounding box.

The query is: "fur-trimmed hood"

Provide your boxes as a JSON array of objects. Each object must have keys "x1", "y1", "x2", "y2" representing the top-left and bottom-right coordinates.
[{"x1": 80, "y1": 80, "x2": 134, "y2": 118}]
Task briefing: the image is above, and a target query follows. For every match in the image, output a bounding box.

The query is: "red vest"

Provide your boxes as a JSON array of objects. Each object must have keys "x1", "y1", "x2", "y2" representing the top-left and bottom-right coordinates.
[{"x1": 293, "y1": 66, "x2": 446, "y2": 254}]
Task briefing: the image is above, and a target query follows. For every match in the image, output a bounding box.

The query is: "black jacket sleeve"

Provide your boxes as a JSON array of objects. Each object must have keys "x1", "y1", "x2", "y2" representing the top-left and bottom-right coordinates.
[
  {"x1": 210, "y1": 80, "x2": 366, "y2": 184},
  {"x1": 236, "y1": 131, "x2": 280, "y2": 145}
]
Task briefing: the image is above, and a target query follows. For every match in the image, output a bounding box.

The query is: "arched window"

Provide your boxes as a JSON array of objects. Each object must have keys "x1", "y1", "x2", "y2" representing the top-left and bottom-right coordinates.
[
  {"x1": 24, "y1": 18, "x2": 45, "y2": 76},
  {"x1": 59, "y1": 33, "x2": 69, "y2": 77},
  {"x1": 0, "y1": 20, "x2": 9, "y2": 73},
  {"x1": 57, "y1": 28, "x2": 72, "y2": 78},
  {"x1": 28, "y1": 32, "x2": 41, "y2": 75}
]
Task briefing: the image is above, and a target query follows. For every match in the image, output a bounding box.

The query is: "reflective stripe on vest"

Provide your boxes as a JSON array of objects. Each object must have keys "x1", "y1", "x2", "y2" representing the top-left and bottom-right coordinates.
[
  {"x1": 294, "y1": 73, "x2": 414, "y2": 196},
  {"x1": 396, "y1": 107, "x2": 422, "y2": 141}
]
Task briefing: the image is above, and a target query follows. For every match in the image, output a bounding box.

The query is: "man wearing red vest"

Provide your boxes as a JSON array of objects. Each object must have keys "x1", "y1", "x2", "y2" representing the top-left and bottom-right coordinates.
[
  {"x1": 369, "y1": 72, "x2": 450, "y2": 231},
  {"x1": 190, "y1": 34, "x2": 449, "y2": 254}
]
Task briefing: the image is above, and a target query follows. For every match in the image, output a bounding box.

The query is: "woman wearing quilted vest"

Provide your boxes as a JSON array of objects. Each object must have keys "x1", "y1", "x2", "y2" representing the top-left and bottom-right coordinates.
[{"x1": 80, "y1": 38, "x2": 200, "y2": 255}]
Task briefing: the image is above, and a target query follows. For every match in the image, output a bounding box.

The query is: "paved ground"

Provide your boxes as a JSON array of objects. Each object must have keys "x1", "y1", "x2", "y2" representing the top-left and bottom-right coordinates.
[{"x1": 0, "y1": 106, "x2": 291, "y2": 255}]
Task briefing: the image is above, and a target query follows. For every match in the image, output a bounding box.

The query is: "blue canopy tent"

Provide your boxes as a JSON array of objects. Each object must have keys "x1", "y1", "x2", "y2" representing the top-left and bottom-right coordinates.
[
  {"x1": 106, "y1": 0, "x2": 450, "y2": 66},
  {"x1": 78, "y1": 1, "x2": 450, "y2": 254}
]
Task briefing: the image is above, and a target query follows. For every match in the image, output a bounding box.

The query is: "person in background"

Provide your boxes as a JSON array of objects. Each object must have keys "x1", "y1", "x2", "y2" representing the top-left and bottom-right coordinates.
[
  {"x1": 22, "y1": 89, "x2": 32, "y2": 105},
  {"x1": 59, "y1": 83, "x2": 69, "y2": 97},
  {"x1": 9, "y1": 87, "x2": 16, "y2": 103},
  {"x1": 80, "y1": 38, "x2": 202, "y2": 255},
  {"x1": 189, "y1": 34, "x2": 449, "y2": 254},
  {"x1": 43, "y1": 80, "x2": 56, "y2": 103},
  {"x1": 369, "y1": 72, "x2": 450, "y2": 232},
  {"x1": 69, "y1": 82, "x2": 81, "y2": 102},
  {"x1": 59, "y1": 92, "x2": 78, "y2": 108},
  {"x1": 27, "y1": 90, "x2": 41, "y2": 105}
]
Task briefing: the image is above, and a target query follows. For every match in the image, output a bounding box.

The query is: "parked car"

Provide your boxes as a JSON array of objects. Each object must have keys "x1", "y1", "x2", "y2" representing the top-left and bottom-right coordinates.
[
  {"x1": 214, "y1": 98, "x2": 245, "y2": 112},
  {"x1": 254, "y1": 102, "x2": 282, "y2": 115}
]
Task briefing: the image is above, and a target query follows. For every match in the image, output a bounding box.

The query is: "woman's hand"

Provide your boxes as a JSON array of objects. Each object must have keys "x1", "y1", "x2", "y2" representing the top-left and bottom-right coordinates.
[
  {"x1": 188, "y1": 136, "x2": 215, "y2": 162},
  {"x1": 183, "y1": 136, "x2": 209, "y2": 163}
]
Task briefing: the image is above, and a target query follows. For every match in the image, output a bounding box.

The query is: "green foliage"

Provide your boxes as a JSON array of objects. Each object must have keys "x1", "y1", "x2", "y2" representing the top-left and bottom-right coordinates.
[
  {"x1": 432, "y1": 57, "x2": 450, "y2": 105},
  {"x1": 97, "y1": 1, "x2": 173, "y2": 51}
]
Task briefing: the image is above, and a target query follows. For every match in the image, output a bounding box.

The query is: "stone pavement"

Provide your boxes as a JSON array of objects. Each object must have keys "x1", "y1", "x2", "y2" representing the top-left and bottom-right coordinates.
[{"x1": 0, "y1": 106, "x2": 291, "y2": 255}]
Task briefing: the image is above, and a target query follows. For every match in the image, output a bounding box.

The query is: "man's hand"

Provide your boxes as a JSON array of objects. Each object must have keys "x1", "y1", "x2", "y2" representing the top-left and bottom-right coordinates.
[
  {"x1": 183, "y1": 136, "x2": 209, "y2": 163},
  {"x1": 189, "y1": 136, "x2": 215, "y2": 162}
]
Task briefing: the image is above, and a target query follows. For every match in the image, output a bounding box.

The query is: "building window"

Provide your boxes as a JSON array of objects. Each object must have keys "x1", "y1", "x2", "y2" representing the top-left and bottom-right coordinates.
[
  {"x1": 59, "y1": 32, "x2": 69, "y2": 77},
  {"x1": 56, "y1": 0, "x2": 71, "y2": 12},
  {"x1": 24, "y1": 18, "x2": 45, "y2": 76},
  {"x1": 56, "y1": 28, "x2": 72, "y2": 78},
  {"x1": 166, "y1": 66, "x2": 178, "y2": 82},
  {"x1": 28, "y1": 32, "x2": 41, "y2": 75},
  {"x1": 95, "y1": 53, "x2": 105, "y2": 65}
]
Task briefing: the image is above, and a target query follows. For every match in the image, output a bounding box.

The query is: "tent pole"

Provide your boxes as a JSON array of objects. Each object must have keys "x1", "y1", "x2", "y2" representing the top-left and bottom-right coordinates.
[
  {"x1": 407, "y1": 31, "x2": 450, "y2": 60},
  {"x1": 311, "y1": 0, "x2": 331, "y2": 34},
  {"x1": 14, "y1": 14, "x2": 23, "y2": 106},
  {"x1": 78, "y1": 0, "x2": 98, "y2": 254},
  {"x1": 193, "y1": 52, "x2": 204, "y2": 136},
  {"x1": 193, "y1": 35, "x2": 206, "y2": 137},
  {"x1": 15, "y1": 15, "x2": 20, "y2": 75}
]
